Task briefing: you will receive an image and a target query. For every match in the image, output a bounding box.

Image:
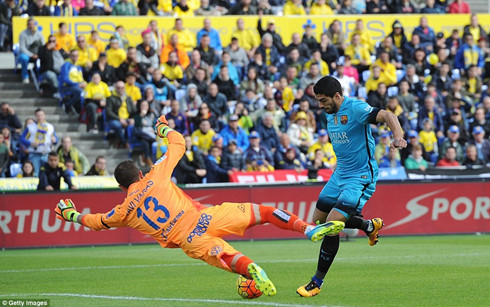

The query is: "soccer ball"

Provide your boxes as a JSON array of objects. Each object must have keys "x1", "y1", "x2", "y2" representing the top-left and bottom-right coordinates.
[{"x1": 236, "y1": 275, "x2": 262, "y2": 299}]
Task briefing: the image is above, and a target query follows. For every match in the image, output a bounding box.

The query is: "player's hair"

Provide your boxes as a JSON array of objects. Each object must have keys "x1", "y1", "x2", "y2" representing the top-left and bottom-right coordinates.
[
  {"x1": 114, "y1": 161, "x2": 140, "y2": 189},
  {"x1": 313, "y1": 76, "x2": 343, "y2": 98}
]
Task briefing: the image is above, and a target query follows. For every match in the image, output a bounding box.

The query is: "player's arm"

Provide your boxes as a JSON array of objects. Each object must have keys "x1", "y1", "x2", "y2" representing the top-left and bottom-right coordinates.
[
  {"x1": 376, "y1": 110, "x2": 407, "y2": 149},
  {"x1": 55, "y1": 199, "x2": 126, "y2": 231}
]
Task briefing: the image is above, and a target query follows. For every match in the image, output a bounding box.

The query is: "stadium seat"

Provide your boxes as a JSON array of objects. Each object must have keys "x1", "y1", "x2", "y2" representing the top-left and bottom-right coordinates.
[
  {"x1": 451, "y1": 69, "x2": 461, "y2": 80},
  {"x1": 9, "y1": 163, "x2": 22, "y2": 177},
  {"x1": 175, "y1": 89, "x2": 186, "y2": 101},
  {"x1": 126, "y1": 124, "x2": 144, "y2": 158},
  {"x1": 387, "y1": 86, "x2": 398, "y2": 97},
  {"x1": 362, "y1": 70, "x2": 371, "y2": 83},
  {"x1": 337, "y1": 56, "x2": 345, "y2": 65},
  {"x1": 396, "y1": 70, "x2": 405, "y2": 82}
]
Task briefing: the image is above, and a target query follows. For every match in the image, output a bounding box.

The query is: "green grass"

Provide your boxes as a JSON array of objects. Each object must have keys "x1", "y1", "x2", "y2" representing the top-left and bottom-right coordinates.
[{"x1": 0, "y1": 235, "x2": 489, "y2": 307}]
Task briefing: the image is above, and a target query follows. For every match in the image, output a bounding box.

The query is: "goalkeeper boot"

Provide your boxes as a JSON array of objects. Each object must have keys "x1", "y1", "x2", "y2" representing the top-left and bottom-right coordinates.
[
  {"x1": 305, "y1": 221, "x2": 345, "y2": 242},
  {"x1": 296, "y1": 276, "x2": 322, "y2": 297},
  {"x1": 247, "y1": 263, "x2": 276, "y2": 296},
  {"x1": 367, "y1": 218, "x2": 384, "y2": 246}
]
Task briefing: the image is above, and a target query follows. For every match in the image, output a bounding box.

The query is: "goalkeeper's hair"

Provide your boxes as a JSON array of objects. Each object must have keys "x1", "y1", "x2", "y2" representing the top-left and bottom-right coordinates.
[{"x1": 114, "y1": 160, "x2": 140, "y2": 189}]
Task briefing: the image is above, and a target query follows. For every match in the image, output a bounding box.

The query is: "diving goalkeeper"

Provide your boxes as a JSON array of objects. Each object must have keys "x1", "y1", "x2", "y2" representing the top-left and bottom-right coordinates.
[{"x1": 54, "y1": 115, "x2": 345, "y2": 297}]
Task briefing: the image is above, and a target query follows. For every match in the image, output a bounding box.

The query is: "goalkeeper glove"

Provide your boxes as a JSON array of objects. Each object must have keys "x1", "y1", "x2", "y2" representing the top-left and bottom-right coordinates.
[
  {"x1": 55, "y1": 199, "x2": 81, "y2": 222},
  {"x1": 155, "y1": 115, "x2": 172, "y2": 138}
]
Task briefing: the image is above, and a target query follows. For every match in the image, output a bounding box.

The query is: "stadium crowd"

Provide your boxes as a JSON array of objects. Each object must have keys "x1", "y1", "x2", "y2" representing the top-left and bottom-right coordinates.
[{"x1": 0, "y1": 0, "x2": 489, "y2": 185}]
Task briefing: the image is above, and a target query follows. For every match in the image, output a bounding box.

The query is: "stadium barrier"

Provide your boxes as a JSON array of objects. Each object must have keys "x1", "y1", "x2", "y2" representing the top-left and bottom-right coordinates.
[
  {"x1": 1, "y1": 180, "x2": 489, "y2": 248},
  {"x1": 13, "y1": 14, "x2": 490, "y2": 49}
]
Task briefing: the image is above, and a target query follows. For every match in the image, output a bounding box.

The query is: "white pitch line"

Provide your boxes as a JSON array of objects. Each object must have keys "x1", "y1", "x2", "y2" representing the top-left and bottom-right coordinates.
[
  {"x1": 0, "y1": 293, "x2": 340, "y2": 307},
  {"x1": 0, "y1": 252, "x2": 485, "y2": 274}
]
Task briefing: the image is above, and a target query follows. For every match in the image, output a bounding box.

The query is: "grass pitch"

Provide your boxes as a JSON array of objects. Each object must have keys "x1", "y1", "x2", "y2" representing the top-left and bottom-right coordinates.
[{"x1": 0, "y1": 234, "x2": 489, "y2": 307}]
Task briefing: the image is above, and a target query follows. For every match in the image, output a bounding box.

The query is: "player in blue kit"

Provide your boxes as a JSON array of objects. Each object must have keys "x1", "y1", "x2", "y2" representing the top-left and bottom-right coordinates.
[{"x1": 297, "y1": 76, "x2": 407, "y2": 297}]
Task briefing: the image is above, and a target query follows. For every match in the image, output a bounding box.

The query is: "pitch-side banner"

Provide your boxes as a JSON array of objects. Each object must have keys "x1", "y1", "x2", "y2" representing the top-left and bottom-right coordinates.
[
  {"x1": 13, "y1": 14, "x2": 490, "y2": 49},
  {"x1": 1, "y1": 181, "x2": 489, "y2": 248},
  {"x1": 228, "y1": 169, "x2": 332, "y2": 183}
]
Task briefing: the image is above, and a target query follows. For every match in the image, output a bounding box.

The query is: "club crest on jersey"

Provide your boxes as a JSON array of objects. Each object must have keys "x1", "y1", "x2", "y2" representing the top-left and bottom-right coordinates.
[
  {"x1": 333, "y1": 116, "x2": 338, "y2": 125},
  {"x1": 340, "y1": 115, "x2": 348, "y2": 125}
]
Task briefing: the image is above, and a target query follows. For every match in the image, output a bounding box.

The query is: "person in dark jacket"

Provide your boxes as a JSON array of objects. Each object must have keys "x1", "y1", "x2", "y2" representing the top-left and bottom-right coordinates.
[
  {"x1": 174, "y1": 135, "x2": 207, "y2": 183},
  {"x1": 89, "y1": 52, "x2": 117, "y2": 86},
  {"x1": 105, "y1": 81, "x2": 137, "y2": 148},
  {"x1": 85, "y1": 155, "x2": 108, "y2": 176},
  {"x1": 255, "y1": 113, "x2": 280, "y2": 152},
  {"x1": 27, "y1": 0, "x2": 51, "y2": 16},
  {"x1": 213, "y1": 65, "x2": 237, "y2": 101},
  {"x1": 205, "y1": 145, "x2": 231, "y2": 183},
  {"x1": 0, "y1": 0, "x2": 20, "y2": 50},
  {"x1": 221, "y1": 139, "x2": 246, "y2": 171},
  {"x1": 203, "y1": 83, "x2": 228, "y2": 118},
  {"x1": 37, "y1": 152, "x2": 77, "y2": 191},
  {"x1": 79, "y1": 0, "x2": 104, "y2": 15},
  {"x1": 257, "y1": 15, "x2": 285, "y2": 53}
]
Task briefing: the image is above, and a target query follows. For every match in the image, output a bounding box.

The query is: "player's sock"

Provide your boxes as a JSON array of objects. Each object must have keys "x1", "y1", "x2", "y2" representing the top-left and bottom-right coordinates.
[
  {"x1": 345, "y1": 216, "x2": 371, "y2": 234},
  {"x1": 316, "y1": 235, "x2": 340, "y2": 278},
  {"x1": 258, "y1": 205, "x2": 309, "y2": 234},
  {"x1": 221, "y1": 253, "x2": 253, "y2": 278}
]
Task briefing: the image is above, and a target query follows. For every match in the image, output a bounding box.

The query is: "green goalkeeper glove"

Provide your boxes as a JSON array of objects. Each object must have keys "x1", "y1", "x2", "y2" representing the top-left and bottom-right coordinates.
[
  {"x1": 155, "y1": 115, "x2": 172, "y2": 138},
  {"x1": 55, "y1": 199, "x2": 81, "y2": 222}
]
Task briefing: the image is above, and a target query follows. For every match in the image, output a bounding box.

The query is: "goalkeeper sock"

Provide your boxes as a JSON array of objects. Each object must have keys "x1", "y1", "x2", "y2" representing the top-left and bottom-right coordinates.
[
  {"x1": 345, "y1": 216, "x2": 370, "y2": 233},
  {"x1": 222, "y1": 253, "x2": 253, "y2": 278},
  {"x1": 316, "y1": 235, "x2": 340, "y2": 278},
  {"x1": 257, "y1": 205, "x2": 309, "y2": 234}
]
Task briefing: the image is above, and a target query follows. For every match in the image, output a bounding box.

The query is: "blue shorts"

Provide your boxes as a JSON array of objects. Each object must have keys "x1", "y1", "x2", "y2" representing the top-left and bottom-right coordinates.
[{"x1": 316, "y1": 171, "x2": 377, "y2": 219}]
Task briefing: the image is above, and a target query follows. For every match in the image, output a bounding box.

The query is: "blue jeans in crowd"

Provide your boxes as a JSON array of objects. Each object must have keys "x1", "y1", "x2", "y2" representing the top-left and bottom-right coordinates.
[
  {"x1": 108, "y1": 119, "x2": 126, "y2": 144},
  {"x1": 18, "y1": 53, "x2": 31, "y2": 80},
  {"x1": 28, "y1": 152, "x2": 48, "y2": 177}
]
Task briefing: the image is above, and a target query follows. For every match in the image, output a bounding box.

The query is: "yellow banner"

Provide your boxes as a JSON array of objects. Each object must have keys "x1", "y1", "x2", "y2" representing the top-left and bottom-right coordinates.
[
  {"x1": 0, "y1": 176, "x2": 119, "y2": 191},
  {"x1": 13, "y1": 14, "x2": 490, "y2": 48}
]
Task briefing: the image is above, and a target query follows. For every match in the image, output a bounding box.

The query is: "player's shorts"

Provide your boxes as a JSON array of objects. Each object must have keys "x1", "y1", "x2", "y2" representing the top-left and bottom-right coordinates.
[
  {"x1": 316, "y1": 171, "x2": 377, "y2": 218},
  {"x1": 179, "y1": 202, "x2": 258, "y2": 272}
]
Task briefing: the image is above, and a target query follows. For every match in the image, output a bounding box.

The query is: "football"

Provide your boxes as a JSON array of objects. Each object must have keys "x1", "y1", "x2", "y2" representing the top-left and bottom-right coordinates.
[{"x1": 236, "y1": 275, "x2": 262, "y2": 299}]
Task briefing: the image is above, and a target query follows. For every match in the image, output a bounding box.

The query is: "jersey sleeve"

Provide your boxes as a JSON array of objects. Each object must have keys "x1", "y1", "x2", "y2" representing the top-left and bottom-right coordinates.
[
  {"x1": 81, "y1": 204, "x2": 127, "y2": 230},
  {"x1": 153, "y1": 129, "x2": 186, "y2": 179},
  {"x1": 352, "y1": 100, "x2": 378, "y2": 125}
]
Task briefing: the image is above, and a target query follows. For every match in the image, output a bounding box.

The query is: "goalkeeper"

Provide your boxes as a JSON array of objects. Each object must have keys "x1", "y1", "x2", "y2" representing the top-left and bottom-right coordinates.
[{"x1": 55, "y1": 115, "x2": 345, "y2": 297}]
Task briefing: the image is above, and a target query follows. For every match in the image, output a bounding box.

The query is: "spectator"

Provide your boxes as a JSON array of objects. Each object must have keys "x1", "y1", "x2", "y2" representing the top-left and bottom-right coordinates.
[
  {"x1": 244, "y1": 131, "x2": 274, "y2": 170},
  {"x1": 59, "y1": 49, "x2": 86, "y2": 114},
  {"x1": 106, "y1": 81, "x2": 136, "y2": 149},
  {"x1": 229, "y1": 0, "x2": 257, "y2": 15},
  {"x1": 224, "y1": 37, "x2": 249, "y2": 74},
  {"x1": 366, "y1": 0, "x2": 389, "y2": 13},
  {"x1": 342, "y1": 55, "x2": 359, "y2": 84},
  {"x1": 88, "y1": 30, "x2": 105, "y2": 56},
  {"x1": 385, "y1": 96, "x2": 410, "y2": 132},
  {"x1": 0, "y1": 132, "x2": 8, "y2": 177},
  {"x1": 37, "y1": 152, "x2": 76, "y2": 191},
  {"x1": 412, "y1": 48, "x2": 430, "y2": 79},
  {"x1": 299, "y1": 63, "x2": 322, "y2": 91},
  {"x1": 256, "y1": 33, "x2": 281, "y2": 81},
  {"x1": 240, "y1": 67, "x2": 265, "y2": 97},
  {"x1": 463, "y1": 14, "x2": 487, "y2": 44},
  {"x1": 166, "y1": 18, "x2": 195, "y2": 53},
  {"x1": 89, "y1": 52, "x2": 117, "y2": 86},
  {"x1": 306, "y1": 149, "x2": 329, "y2": 179},
  {"x1": 446, "y1": 29, "x2": 463, "y2": 59},
  {"x1": 191, "y1": 119, "x2": 215, "y2": 154},
  {"x1": 291, "y1": 100, "x2": 316, "y2": 133},
  {"x1": 257, "y1": 14, "x2": 285, "y2": 54},
  {"x1": 469, "y1": 107, "x2": 490, "y2": 137},
  {"x1": 285, "y1": 49, "x2": 304, "y2": 78},
  {"x1": 251, "y1": 98, "x2": 287, "y2": 133},
  {"x1": 0, "y1": 0, "x2": 20, "y2": 51},
  {"x1": 412, "y1": 16, "x2": 436, "y2": 52},
  {"x1": 18, "y1": 18, "x2": 45, "y2": 84},
  {"x1": 388, "y1": 20, "x2": 408, "y2": 53},
  {"x1": 434, "y1": 62, "x2": 453, "y2": 95},
  {"x1": 397, "y1": 80, "x2": 417, "y2": 119},
  {"x1": 118, "y1": 47, "x2": 147, "y2": 84},
  {"x1": 197, "y1": 17, "x2": 222, "y2": 52},
  {"x1": 133, "y1": 100, "x2": 157, "y2": 166},
  {"x1": 374, "y1": 131, "x2": 392, "y2": 163},
  {"x1": 214, "y1": 65, "x2": 237, "y2": 101},
  {"x1": 392, "y1": 0, "x2": 417, "y2": 13},
  {"x1": 276, "y1": 146, "x2": 304, "y2": 171},
  {"x1": 84, "y1": 72, "x2": 111, "y2": 133},
  {"x1": 165, "y1": 99, "x2": 188, "y2": 135},
  {"x1": 287, "y1": 111, "x2": 313, "y2": 154},
  {"x1": 0, "y1": 102, "x2": 22, "y2": 140},
  {"x1": 401, "y1": 130, "x2": 428, "y2": 163},
  {"x1": 305, "y1": 49, "x2": 329, "y2": 77},
  {"x1": 307, "y1": 129, "x2": 336, "y2": 166},
  {"x1": 418, "y1": 118, "x2": 439, "y2": 162},
  {"x1": 173, "y1": 0, "x2": 194, "y2": 16},
  {"x1": 350, "y1": 19, "x2": 375, "y2": 53},
  {"x1": 85, "y1": 155, "x2": 108, "y2": 175},
  {"x1": 418, "y1": 96, "x2": 444, "y2": 136},
  {"x1": 233, "y1": 18, "x2": 259, "y2": 59},
  {"x1": 326, "y1": 19, "x2": 346, "y2": 54},
  {"x1": 462, "y1": 144, "x2": 485, "y2": 168},
  {"x1": 56, "y1": 136, "x2": 90, "y2": 175},
  {"x1": 195, "y1": 0, "x2": 227, "y2": 15},
  {"x1": 205, "y1": 146, "x2": 231, "y2": 183},
  {"x1": 468, "y1": 126, "x2": 490, "y2": 163},
  {"x1": 71, "y1": 0, "x2": 85, "y2": 11},
  {"x1": 136, "y1": 29, "x2": 159, "y2": 76},
  {"x1": 283, "y1": 0, "x2": 305, "y2": 15},
  {"x1": 53, "y1": 22, "x2": 75, "y2": 54},
  {"x1": 211, "y1": 52, "x2": 239, "y2": 85},
  {"x1": 219, "y1": 114, "x2": 249, "y2": 152},
  {"x1": 338, "y1": 0, "x2": 357, "y2": 13},
  {"x1": 302, "y1": 23, "x2": 318, "y2": 52},
  {"x1": 404, "y1": 144, "x2": 428, "y2": 171},
  {"x1": 319, "y1": 33, "x2": 339, "y2": 73},
  {"x1": 221, "y1": 139, "x2": 245, "y2": 171},
  {"x1": 448, "y1": 0, "x2": 470, "y2": 13},
  {"x1": 79, "y1": 0, "x2": 104, "y2": 15},
  {"x1": 232, "y1": 102, "x2": 254, "y2": 133},
  {"x1": 54, "y1": 0, "x2": 78, "y2": 16},
  {"x1": 147, "y1": 69, "x2": 171, "y2": 107},
  {"x1": 286, "y1": 32, "x2": 311, "y2": 64},
  {"x1": 373, "y1": 50, "x2": 397, "y2": 86},
  {"x1": 193, "y1": 102, "x2": 219, "y2": 131},
  {"x1": 196, "y1": 34, "x2": 219, "y2": 67},
  {"x1": 17, "y1": 160, "x2": 35, "y2": 178},
  {"x1": 310, "y1": 0, "x2": 333, "y2": 14},
  {"x1": 75, "y1": 35, "x2": 97, "y2": 78},
  {"x1": 379, "y1": 147, "x2": 402, "y2": 168},
  {"x1": 333, "y1": 63, "x2": 355, "y2": 97},
  {"x1": 106, "y1": 37, "x2": 127, "y2": 69},
  {"x1": 146, "y1": 20, "x2": 163, "y2": 53},
  {"x1": 161, "y1": 34, "x2": 190, "y2": 70},
  {"x1": 255, "y1": 113, "x2": 280, "y2": 152},
  {"x1": 421, "y1": 0, "x2": 444, "y2": 13},
  {"x1": 20, "y1": 108, "x2": 58, "y2": 176},
  {"x1": 439, "y1": 125, "x2": 465, "y2": 163},
  {"x1": 402, "y1": 34, "x2": 423, "y2": 65},
  {"x1": 345, "y1": 33, "x2": 372, "y2": 76},
  {"x1": 115, "y1": 25, "x2": 130, "y2": 52},
  {"x1": 436, "y1": 146, "x2": 460, "y2": 167},
  {"x1": 368, "y1": 82, "x2": 388, "y2": 109},
  {"x1": 174, "y1": 135, "x2": 206, "y2": 183},
  {"x1": 203, "y1": 83, "x2": 228, "y2": 119},
  {"x1": 27, "y1": 0, "x2": 51, "y2": 16},
  {"x1": 112, "y1": 0, "x2": 137, "y2": 15},
  {"x1": 446, "y1": 80, "x2": 471, "y2": 112},
  {"x1": 185, "y1": 50, "x2": 210, "y2": 83}
]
